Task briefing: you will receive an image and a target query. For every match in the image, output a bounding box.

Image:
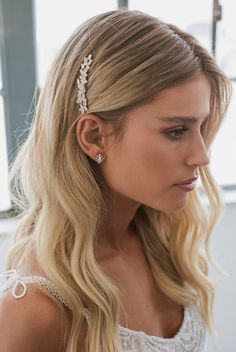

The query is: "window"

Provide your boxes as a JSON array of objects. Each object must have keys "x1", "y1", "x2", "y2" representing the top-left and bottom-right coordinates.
[
  {"x1": 34, "y1": 0, "x2": 118, "y2": 87},
  {"x1": 210, "y1": 0, "x2": 236, "y2": 186},
  {"x1": 1, "y1": 0, "x2": 234, "y2": 212},
  {"x1": 0, "y1": 54, "x2": 11, "y2": 212}
]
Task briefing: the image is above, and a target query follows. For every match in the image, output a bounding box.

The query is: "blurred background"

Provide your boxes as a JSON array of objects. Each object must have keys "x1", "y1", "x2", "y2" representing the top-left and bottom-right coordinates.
[{"x1": 0, "y1": 0, "x2": 235, "y2": 350}]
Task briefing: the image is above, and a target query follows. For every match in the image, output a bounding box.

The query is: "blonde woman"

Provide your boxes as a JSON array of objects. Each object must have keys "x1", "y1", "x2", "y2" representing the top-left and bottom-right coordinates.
[{"x1": 0, "y1": 9, "x2": 231, "y2": 352}]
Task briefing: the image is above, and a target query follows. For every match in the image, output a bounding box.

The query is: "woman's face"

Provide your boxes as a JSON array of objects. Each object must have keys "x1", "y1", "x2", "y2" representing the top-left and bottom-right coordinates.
[{"x1": 101, "y1": 72, "x2": 211, "y2": 213}]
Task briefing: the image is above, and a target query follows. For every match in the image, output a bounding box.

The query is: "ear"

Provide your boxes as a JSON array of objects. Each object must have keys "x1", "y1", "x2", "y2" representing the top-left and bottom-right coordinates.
[{"x1": 75, "y1": 113, "x2": 111, "y2": 162}]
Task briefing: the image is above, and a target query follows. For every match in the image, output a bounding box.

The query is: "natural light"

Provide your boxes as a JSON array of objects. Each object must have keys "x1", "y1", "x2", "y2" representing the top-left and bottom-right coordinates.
[{"x1": 0, "y1": 0, "x2": 235, "y2": 212}]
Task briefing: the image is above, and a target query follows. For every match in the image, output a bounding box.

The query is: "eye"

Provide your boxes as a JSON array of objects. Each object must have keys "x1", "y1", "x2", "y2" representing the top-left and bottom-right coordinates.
[{"x1": 165, "y1": 127, "x2": 188, "y2": 140}]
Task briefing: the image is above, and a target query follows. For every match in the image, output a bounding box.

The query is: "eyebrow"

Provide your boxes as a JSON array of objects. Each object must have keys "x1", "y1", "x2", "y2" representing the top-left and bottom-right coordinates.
[{"x1": 158, "y1": 115, "x2": 210, "y2": 125}]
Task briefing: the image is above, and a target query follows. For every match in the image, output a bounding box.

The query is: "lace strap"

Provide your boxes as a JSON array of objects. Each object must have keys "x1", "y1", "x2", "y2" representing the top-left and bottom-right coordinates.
[{"x1": 0, "y1": 269, "x2": 72, "y2": 309}]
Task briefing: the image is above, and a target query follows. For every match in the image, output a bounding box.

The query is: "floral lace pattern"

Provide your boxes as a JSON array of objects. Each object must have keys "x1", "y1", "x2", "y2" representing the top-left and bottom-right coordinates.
[
  {"x1": 0, "y1": 270, "x2": 207, "y2": 351},
  {"x1": 119, "y1": 304, "x2": 207, "y2": 352}
]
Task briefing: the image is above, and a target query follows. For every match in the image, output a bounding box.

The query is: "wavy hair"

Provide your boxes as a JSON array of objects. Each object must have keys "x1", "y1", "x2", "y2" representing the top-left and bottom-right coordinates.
[{"x1": 7, "y1": 9, "x2": 231, "y2": 352}]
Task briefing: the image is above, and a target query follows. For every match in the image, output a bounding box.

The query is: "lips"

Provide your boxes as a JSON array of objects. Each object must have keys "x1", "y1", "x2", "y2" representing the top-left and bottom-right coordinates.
[{"x1": 174, "y1": 177, "x2": 198, "y2": 185}]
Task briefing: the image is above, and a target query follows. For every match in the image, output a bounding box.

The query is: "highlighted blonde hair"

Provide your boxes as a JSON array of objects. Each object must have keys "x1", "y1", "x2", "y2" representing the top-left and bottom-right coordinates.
[{"x1": 7, "y1": 9, "x2": 232, "y2": 352}]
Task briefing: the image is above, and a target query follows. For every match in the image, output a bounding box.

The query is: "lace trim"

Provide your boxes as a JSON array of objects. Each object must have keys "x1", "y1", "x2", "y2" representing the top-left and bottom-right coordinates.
[
  {"x1": 0, "y1": 270, "x2": 207, "y2": 351},
  {"x1": 0, "y1": 270, "x2": 72, "y2": 309},
  {"x1": 119, "y1": 304, "x2": 207, "y2": 351},
  {"x1": 119, "y1": 305, "x2": 189, "y2": 343},
  {"x1": 85, "y1": 297, "x2": 207, "y2": 351}
]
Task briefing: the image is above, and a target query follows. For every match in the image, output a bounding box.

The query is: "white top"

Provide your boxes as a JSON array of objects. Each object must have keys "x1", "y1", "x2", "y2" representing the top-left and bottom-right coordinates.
[{"x1": 0, "y1": 270, "x2": 207, "y2": 352}]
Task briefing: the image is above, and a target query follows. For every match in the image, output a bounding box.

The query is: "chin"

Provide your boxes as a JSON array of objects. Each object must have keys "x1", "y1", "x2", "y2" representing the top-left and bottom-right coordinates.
[{"x1": 151, "y1": 197, "x2": 189, "y2": 214}]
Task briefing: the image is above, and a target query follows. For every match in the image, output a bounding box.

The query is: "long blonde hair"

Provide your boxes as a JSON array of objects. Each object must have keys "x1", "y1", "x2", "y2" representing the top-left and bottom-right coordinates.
[{"x1": 7, "y1": 9, "x2": 231, "y2": 352}]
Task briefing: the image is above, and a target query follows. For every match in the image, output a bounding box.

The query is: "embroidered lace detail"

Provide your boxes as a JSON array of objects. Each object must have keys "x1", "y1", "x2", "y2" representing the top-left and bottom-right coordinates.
[
  {"x1": 0, "y1": 270, "x2": 207, "y2": 351},
  {"x1": 119, "y1": 304, "x2": 207, "y2": 351},
  {"x1": 0, "y1": 270, "x2": 72, "y2": 309}
]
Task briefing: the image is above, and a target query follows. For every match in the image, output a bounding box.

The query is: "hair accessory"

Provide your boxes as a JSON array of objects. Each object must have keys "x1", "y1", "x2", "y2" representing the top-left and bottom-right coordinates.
[
  {"x1": 76, "y1": 54, "x2": 93, "y2": 113},
  {"x1": 95, "y1": 153, "x2": 104, "y2": 164}
]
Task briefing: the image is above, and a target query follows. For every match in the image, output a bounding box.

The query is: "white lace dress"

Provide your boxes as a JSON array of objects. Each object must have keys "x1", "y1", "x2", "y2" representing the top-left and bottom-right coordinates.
[{"x1": 0, "y1": 270, "x2": 207, "y2": 352}]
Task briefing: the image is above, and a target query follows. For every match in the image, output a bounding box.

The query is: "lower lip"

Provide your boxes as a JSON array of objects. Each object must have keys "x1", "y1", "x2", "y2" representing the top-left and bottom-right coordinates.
[{"x1": 174, "y1": 182, "x2": 196, "y2": 192}]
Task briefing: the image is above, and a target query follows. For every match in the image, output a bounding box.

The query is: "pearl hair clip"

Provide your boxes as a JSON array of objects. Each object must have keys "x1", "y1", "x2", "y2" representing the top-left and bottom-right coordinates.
[{"x1": 76, "y1": 54, "x2": 93, "y2": 113}]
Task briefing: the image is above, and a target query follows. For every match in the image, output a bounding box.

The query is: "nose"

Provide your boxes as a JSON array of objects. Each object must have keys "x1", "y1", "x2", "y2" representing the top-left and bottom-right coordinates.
[{"x1": 185, "y1": 133, "x2": 209, "y2": 167}]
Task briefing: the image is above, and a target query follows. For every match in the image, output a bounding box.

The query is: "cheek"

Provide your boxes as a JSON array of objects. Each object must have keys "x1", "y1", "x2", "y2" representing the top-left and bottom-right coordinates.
[
  {"x1": 103, "y1": 134, "x2": 176, "y2": 196},
  {"x1": 128, "y1": 133, "x2": 176, "y2": 175}
]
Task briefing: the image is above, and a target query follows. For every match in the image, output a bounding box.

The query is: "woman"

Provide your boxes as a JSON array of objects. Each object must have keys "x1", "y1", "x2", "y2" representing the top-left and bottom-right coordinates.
[{"x1": 0, "y1": 9, "x2": 231, "y2": 352}]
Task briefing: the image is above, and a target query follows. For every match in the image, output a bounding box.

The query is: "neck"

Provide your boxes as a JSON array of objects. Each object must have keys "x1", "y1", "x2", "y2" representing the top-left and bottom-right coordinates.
[{"x1": 97, "y1": 191, "x2": 141, "y2": 250}]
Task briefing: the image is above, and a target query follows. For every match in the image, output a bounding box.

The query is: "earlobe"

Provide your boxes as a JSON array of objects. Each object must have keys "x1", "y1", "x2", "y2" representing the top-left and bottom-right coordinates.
[{"x1": 75, "y1": 114, "x2": 106, "y2": 160}]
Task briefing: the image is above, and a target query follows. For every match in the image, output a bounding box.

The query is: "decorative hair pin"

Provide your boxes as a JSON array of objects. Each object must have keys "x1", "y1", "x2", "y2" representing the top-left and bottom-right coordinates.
[{"x1": 76, "y1": 54, "x2": 93, "y2": 113}]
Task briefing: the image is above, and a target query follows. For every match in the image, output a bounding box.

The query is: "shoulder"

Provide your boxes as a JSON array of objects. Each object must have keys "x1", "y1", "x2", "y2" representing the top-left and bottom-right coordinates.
[{"x1": 0, "y1": 285, "x2": 65, "y2": 352}]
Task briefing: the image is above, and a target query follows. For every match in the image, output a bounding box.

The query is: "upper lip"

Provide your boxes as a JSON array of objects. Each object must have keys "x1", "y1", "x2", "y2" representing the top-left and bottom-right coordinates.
[{"x1": 175, "y1": 177, "x2": 198, "y2": 185}]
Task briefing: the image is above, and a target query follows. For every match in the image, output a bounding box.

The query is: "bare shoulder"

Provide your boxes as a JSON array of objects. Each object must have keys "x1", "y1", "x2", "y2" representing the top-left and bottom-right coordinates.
[{"x1": 0, "y1": 285, "x2": 65, "y2": 352}]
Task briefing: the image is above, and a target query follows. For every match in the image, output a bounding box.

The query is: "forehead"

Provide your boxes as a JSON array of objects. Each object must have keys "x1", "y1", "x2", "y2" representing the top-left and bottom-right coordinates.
[
  {"x1": 123, "y1": 72, "x2": 211, "y2": 133},
  {"x1": 147, "y1": 73, "x2": 211, "y2": 119}
]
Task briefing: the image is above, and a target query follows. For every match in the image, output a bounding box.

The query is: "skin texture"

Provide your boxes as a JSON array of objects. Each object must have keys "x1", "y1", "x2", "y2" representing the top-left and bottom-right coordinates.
[
  {"x1": 0, "y1": 72, "x2": 211, "y2": 351},
  {"x1": 0, "y1": 286, "x2": 66, "y2": 352}
]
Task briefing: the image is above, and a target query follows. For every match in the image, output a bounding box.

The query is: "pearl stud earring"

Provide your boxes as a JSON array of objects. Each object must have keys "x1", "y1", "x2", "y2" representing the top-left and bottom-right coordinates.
[{"x1": 95, "y1": 153, "x2": 104, "y2": 164}]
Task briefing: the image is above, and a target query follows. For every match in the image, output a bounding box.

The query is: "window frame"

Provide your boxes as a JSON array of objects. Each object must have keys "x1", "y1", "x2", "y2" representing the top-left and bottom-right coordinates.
[{"x1": 0, "y1": 0, "x2": 37, "y2": 217}]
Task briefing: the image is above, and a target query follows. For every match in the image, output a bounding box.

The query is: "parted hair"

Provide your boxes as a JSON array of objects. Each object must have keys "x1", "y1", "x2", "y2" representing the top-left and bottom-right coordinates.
[{"x1": 7, "y1": 9, "x2": 231, "y2": 352}]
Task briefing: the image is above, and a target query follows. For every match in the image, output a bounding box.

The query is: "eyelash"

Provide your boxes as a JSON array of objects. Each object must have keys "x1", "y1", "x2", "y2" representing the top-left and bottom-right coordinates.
[
  {"x1": 165, "y1": 121, "x2": 208, "y2": 141},
  {"x1": 165, "y1": 126, "x2": 189, "y2": 140}
]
